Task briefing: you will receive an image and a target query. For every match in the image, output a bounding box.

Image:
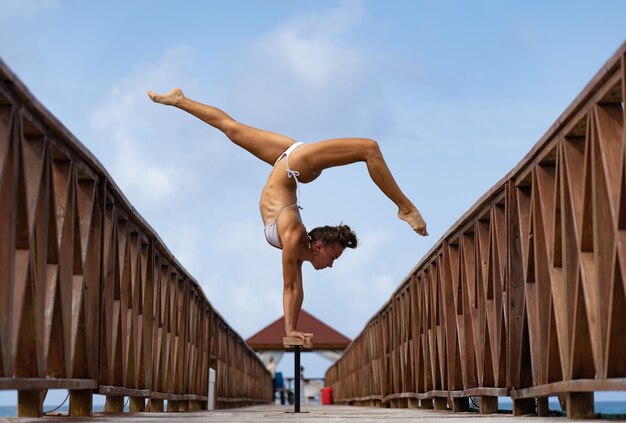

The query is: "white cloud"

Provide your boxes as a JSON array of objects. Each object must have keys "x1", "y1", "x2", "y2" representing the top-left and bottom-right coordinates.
[
  {"x1": 255, "y1": 1, "x2": 365, "y2": 90},
  {"x1": 226, "y1": 0, "x2": 393, "y2": 140},
  {"x1": 90, "y1": 45, "x2": 233, "y2": 208}
]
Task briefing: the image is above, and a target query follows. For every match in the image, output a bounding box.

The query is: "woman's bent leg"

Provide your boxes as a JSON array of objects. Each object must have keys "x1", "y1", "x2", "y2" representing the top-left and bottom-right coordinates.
[
  {"x1": 302, "y1": 138, "x2": 428, "y2": 236},
  {"x1": 148, "y1": 88, "x2": 294, "y2": 165}
]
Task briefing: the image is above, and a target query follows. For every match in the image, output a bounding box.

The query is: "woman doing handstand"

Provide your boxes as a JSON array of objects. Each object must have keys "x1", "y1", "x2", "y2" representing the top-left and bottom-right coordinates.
[{"x1": 147, "y1": 88, "x2": 428, "y2": 341}]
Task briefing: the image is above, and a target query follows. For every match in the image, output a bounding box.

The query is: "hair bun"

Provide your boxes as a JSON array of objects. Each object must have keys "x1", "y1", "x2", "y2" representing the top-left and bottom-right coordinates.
[{"x1": 308, "y1": 224, "x2": 358, "y2": 249}]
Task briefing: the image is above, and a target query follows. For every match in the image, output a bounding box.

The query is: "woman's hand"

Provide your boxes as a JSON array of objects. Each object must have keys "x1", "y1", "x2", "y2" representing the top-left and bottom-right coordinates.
[{"x1": 288, "y1": 330, "x2": 314, "y2": 341}]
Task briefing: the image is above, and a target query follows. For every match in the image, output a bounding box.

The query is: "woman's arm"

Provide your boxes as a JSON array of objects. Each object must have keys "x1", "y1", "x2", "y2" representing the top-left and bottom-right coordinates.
[
  {"x1": 281, "y1": 239, "x2": 312, "y2": 340},
  {"x1": 282, "y1": 246, "x2": 303, "y2": 336}
]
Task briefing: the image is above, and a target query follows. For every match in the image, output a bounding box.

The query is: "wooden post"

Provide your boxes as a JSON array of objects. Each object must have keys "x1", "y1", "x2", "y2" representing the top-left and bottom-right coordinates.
[
  {"x1": 17, "y1": 390, "x2": 44, "y2": 417},
  {"x1": 558, "y1": 393, "x2": 567, "y2": 412},
  {"x1": 104, "y1": 396, "x2": 124, "y2": 413},
  {"x1": 479, "y1": 396, "x2": 498, "y2": 414},
  {"x1": 69, "y1": 389, "x2": 92, "y2": 417},
  {"x1": 420, "y1": 398, "x2": 434, "y2": 409},
  {"x1": 130, "y1": 397, "x2": 145, "y2": 413},
  {"x1": 188, "y1": 400, "x2": 202, "y2": 410},
  {"x1": 537, "y1": 397, "x2": 549, "y2": 416},
  {"x1": 147, "y1": 399, "x2": 164, "y2": 412},
  {"x1": 434, "y1": 397, "x2": 448, "y2": 410},
  {"x1": 283, "y1": 336, "x2": 313, "y2": 413},
  {"x1": 167, "y1": 400, "x2": 180, "y2": 412},
  {"x1": 452, "y1": 397, "x2": 469, "y2": 412},
  {"x1": 564, "y1": 392, "x2": 594, "y2": 419},
  {"x1": 512, "y1": 398, "x2": 535, "y2": 416}
]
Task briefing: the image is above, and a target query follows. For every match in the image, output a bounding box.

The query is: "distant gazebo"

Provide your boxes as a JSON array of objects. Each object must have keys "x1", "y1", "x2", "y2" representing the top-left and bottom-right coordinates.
[{"x1": 246, "y1": 309, "x2": 351, "y2": 367}]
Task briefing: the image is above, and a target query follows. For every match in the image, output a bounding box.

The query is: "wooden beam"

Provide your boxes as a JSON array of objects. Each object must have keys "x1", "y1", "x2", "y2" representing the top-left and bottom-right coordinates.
[
  {"x1": 99, "y1": 385, "x2": 150, "y2": 397},
  {"x1": 510, "y1": 378, "x2": 626, "y2": 398},
  {"x1": 0, "y1": 378, "x2": 96, "y2": 390}
]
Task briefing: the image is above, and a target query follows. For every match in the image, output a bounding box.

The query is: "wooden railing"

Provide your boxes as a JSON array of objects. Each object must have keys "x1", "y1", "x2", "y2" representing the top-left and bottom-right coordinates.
[
  {"x1": 325, "y1": 42, "x2": 626, "y2": 419},
  {"x1": 0, "y1": 59, "x2": 272, "y2": 417}
]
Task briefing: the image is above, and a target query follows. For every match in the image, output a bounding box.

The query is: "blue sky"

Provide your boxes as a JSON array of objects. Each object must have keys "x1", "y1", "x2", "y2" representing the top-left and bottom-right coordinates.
[{"x1": 1, "y1": 0, "x2": 626, "y2": 406}]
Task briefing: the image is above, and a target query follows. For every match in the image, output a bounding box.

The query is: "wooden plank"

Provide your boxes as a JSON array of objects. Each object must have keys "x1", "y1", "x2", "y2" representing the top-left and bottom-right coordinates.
[
  {"x1": 283, "y1": 336, "x2": 312, "y2": 349},
  {"x1": 98, "y1": 385, "x2": 150, "y2": 397},
  {"x1": 150, "y1": 391, "x2": 184, "y2": 401},
  {"x1": 382, "y1": 392, "x2": 419, "y2": 402},
  {"x1": 510, "y1": 377, "x2": 626, "y2": 398},
  {"x1": 0, "y1": 378, "x2": 96, "y2": 390},
  {"x1": 418, "y1": 389, "x2": 449, "y2": 399},
  {"x1": 449, "y1": 387, "x2": 508, "y2": 397}
]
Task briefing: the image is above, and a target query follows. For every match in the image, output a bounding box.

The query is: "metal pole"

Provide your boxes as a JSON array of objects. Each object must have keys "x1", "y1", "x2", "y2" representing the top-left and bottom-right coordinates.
[{"x1": 294, "y1": 346, "x2": 301, "y2": 413}]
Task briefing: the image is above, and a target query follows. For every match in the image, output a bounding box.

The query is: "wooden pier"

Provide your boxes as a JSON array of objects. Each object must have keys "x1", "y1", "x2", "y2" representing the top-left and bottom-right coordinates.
[
  {"x1": 1, "y1": 33, "x2": 625, "y2": 420},
  {"x1": 5, "y1": 405, "x2": 617, "y2": 422}
]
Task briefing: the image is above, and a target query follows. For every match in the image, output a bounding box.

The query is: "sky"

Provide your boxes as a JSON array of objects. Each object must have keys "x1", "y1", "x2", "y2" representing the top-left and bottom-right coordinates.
[{"x1": 1, "y1": 0, "x2": 626, "y2": 407}]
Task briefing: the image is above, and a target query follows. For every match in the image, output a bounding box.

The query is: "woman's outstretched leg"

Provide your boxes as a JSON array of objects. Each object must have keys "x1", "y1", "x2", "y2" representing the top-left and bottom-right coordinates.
[
  {"x1": 300, "y1": 138, "x2": 428, "y2": 236},
  {"x1": 148, "y1": 88, "x2": 294, "y2": 165}
]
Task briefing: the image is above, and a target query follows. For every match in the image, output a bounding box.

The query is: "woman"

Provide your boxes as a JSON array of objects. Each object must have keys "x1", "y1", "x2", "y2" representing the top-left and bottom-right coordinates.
[{"x1": 147, "y1": 89, "x2": 428, "y2": 341}]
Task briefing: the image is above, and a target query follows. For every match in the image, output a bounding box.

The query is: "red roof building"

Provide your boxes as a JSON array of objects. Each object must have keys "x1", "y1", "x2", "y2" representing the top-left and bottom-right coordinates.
[{"x1": 246, "y1": 309, "x2": 351, "y2": 351}]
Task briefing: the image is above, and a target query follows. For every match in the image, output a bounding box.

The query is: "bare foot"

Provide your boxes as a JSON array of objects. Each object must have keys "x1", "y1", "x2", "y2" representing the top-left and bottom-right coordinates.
[
  {"x1": 399, "y1": 208, "x2": 428, "y2": 236},
  {"x1": 147, "y1": 88, "x2": 184, "y2": 106}
]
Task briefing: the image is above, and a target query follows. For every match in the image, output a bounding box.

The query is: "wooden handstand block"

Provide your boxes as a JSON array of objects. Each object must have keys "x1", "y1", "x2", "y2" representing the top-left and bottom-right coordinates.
[{"x1": 283, "y1": 336, "x2": 313, "y2": 349}]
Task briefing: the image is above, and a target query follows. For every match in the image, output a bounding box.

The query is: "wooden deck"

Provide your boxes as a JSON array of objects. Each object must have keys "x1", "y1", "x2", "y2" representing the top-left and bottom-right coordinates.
[{"x1": 4, "y1": 405, "x2": 613, "y2": 423}]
